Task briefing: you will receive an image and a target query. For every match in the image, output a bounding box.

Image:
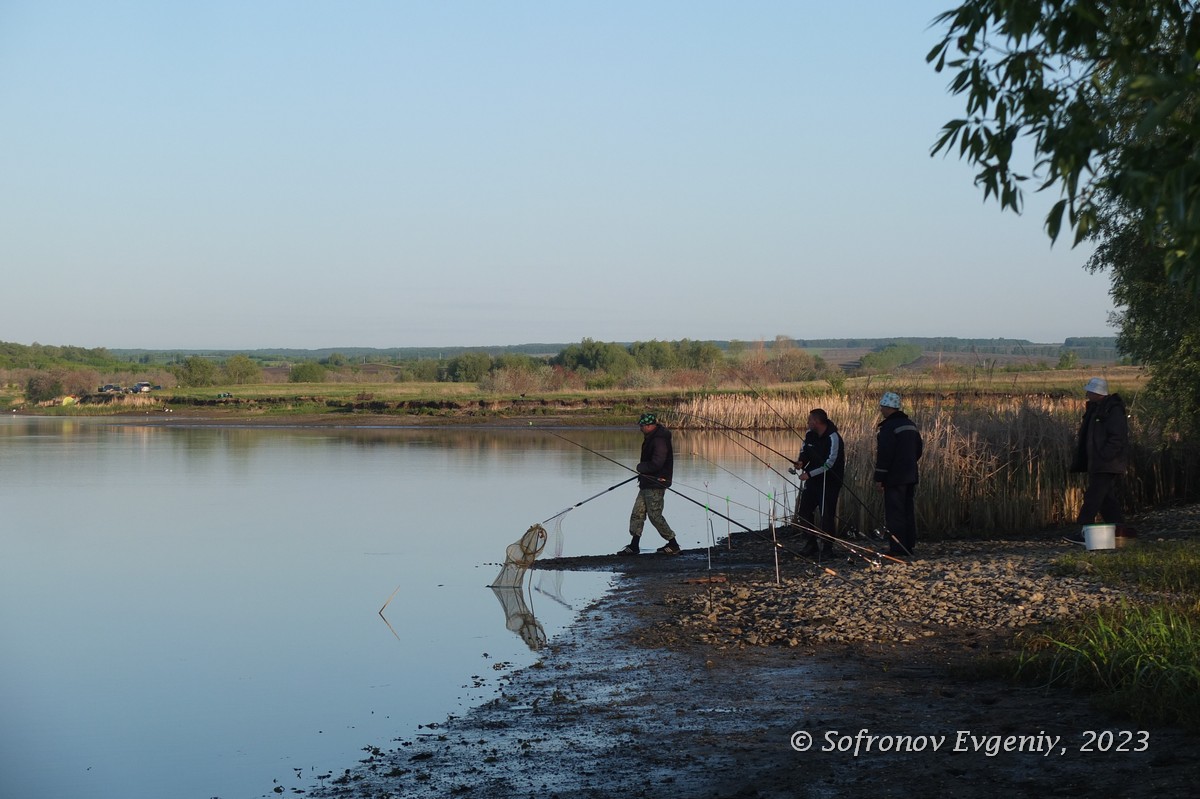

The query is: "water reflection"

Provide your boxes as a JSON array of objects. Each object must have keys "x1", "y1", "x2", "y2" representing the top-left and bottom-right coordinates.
[
  {"x1": 490, "y1": 582, "x2": 548, "y2": 651},
  {"x1": 1, "y1": 416, "x2": 804, "y2": 799}
]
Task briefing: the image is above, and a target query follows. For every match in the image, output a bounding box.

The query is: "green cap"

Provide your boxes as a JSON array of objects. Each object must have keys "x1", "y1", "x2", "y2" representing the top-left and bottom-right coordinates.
[{"x1": 637, "y1": 412, "x2": 657, "y2": 426}]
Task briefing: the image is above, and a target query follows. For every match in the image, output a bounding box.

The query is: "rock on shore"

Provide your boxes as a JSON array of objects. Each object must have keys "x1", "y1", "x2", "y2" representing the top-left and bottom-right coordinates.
[{"x1": 675, "y1": 538, "x2": 1152, "y2": 648}]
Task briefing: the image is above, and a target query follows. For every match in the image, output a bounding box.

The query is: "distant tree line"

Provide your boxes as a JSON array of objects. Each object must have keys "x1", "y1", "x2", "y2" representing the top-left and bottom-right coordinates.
[{"x1": 1, "y1": 334, "x2": 1125, "y2": 399}]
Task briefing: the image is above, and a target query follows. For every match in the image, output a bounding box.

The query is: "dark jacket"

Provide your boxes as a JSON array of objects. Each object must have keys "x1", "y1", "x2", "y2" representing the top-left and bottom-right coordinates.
[
  {"x1": 798, "y1": 422, "x2": 845, "y2": 487},
  {"x1": 1071, "y1": 393, "x2": 1129, "y2": 475},
  {"x1": 874, "y1": 411, "x2": 923, "y2": 486},
  {"x1": 636, "y1": 424, "x2": 673, "y2": 489}
]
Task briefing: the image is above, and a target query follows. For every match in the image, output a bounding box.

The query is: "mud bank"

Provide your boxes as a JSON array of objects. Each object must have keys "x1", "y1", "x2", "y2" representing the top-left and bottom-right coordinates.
[{"x1": 309, "y1": 508, "x2": 1200, "y2": 798}]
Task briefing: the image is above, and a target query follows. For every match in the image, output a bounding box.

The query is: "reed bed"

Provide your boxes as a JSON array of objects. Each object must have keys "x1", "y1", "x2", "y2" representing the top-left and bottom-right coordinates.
[{"x1": 668, "y1": 390, "x2": 1197, "y2": 537}]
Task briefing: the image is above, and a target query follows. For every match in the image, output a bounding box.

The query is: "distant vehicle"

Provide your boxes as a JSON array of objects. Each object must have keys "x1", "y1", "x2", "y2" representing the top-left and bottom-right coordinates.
[
  {"x1": 99, "y1": 384, "x2": 120, "y2": 393},
  {"x1": 216, "y1": 392, "x2": 234, "y2": 399},
  {"x1": 133, "y1": 382, "x2": 152, "y2": 393}
]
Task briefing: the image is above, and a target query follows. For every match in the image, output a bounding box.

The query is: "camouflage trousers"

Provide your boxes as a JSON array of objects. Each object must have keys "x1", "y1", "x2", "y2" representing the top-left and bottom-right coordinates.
[{"x1": 629, "y1": 488, "x2": 676, "y2": 541}]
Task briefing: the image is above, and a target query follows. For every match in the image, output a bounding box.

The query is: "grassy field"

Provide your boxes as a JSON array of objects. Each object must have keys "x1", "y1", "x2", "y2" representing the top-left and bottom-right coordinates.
[{"x1": 143, "y1": 365, "x2": 1147, "y2": 407}]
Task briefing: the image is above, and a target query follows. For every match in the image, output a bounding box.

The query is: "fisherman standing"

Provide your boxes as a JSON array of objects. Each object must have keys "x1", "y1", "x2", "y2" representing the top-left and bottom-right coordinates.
[
  {"x1": 1064, "y1": 377, "x2": 1128, "y2": 544},
  {"x1": 791, "y1": 408, "x2": 845, "y2": 558},
  {"x1": 874, "y1": 392, "x2": 923, "y2": 557},
  {"x1": 618, "y1": 412, "x2": 681, "y2": 555}
]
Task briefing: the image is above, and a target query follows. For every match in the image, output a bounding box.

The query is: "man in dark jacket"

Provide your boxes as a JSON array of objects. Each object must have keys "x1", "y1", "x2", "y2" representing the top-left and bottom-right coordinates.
[
  {"x1": 792, "y1": 408, "x2": 845, "y2": 558},
  {"x1": 1065, "y1": 377, "x2": 1129, "y2": 543},
  {"x1": 874, "y1": 391, "x2": 923, "y2": 557},
  {"x1": 618, "y1": 413, "x2": 680, "y2": 555}
]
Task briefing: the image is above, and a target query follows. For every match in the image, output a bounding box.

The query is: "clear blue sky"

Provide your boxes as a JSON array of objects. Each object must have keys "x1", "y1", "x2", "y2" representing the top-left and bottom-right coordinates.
[{"x1": 0, "y1": 1, "x2": 1116, "y2": 350}]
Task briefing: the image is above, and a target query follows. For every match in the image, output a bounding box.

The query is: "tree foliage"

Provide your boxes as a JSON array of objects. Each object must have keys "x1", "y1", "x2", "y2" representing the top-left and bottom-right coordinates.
[
  {"x1": 223, "y1": 354, "x2": 261, "y2": 385},
  {"x1": 444, "y1": 352, "x2": 492, "y2": 382},
  {"x1": 288, "y1": 362, "x2": 327, "y2": 383},
  {"x1": 1087, "y1": 209, "x2": 1200, "y2": 437},
  {"x1": 176, "y1": 356, "x2": 220, "y2": 387},
  {"x1": 859, "y1": 343, "x2": 922, "y2": 373},
  {"x1": 928, "y1": 0, "x2": 1200, "y2": 289},
  {"x1": 552, "y1": 338, "x2": 638, "y2": 378}
]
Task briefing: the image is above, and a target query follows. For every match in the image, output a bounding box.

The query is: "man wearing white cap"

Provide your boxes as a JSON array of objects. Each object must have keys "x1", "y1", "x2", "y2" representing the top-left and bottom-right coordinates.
[
  {"x1": 874, "y1": 391, "x2": 923, "y2": 556},
  {"x1": 1066, "y1": 377, "x2": 1128, "y2": 544}
]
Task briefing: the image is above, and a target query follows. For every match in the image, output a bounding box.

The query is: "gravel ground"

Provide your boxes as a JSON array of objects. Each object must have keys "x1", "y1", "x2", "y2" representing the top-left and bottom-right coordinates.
[{"x1": 309, "y1": 505, "x2": 1200, "y2": 799}]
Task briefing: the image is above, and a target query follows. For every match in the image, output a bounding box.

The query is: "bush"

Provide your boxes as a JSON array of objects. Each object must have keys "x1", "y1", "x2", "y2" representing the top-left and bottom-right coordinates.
[
  {"x1": 288, "y1": 362, "x2": 327, "y2": 383},
  {"x1": 25, "y1": 373, "x2": 64, "y2": 403},
  {"x1": 176, "y1": 356, "x2": 219, "y2": 387}
]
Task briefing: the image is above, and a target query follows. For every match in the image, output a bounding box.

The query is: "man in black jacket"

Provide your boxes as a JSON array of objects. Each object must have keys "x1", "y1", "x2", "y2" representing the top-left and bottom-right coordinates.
[
  {"x1": 618, "y1": 413, "x2": 680, "y2": 555},
  {"x1": 792, "y1": 408, "x2": 845, "y2": 557},
  {"x1": 874, "y1": 392, "x2": 923, "y2": 557},
  {"x1": 1065, "y1": 377, "x2": 1129, "y2": 544}
]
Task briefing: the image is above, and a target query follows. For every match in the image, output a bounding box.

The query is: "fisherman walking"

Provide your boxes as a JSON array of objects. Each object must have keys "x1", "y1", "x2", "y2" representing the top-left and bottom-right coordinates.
[
  {"x1": 618, "y1": 412, "x2": 681, "y2": 555},
  {"x1": 791, "y1": 408, "x2": 845, "y2": 558},
  {"x1": 1064, "y1": 377, "x2": 1128, "y2": 544},
  {"x1": 874, "y1": 392, "x2": 923, "y2": 557}
]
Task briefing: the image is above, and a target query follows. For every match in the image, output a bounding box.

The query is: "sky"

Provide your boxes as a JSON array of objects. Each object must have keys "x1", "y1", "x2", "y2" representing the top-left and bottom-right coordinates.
[{"x1": 0, "y1": 1, "x2": 1118, "y2": 350}]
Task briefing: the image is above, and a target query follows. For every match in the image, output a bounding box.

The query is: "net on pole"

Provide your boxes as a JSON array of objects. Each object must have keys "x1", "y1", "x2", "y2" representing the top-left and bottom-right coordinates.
[{"x1": 490, "y1": 523, "x2": 549, "y2": 588}]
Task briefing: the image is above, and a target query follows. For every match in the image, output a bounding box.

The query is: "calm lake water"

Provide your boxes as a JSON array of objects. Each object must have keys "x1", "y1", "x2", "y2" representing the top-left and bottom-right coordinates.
[{"x1": 0, "y1": 417, "x2": 793, "y2": 799}]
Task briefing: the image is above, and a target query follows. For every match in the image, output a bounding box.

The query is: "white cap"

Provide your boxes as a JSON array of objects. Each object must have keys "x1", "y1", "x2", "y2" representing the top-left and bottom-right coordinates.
[
  {"x1": 880, "y1": 391, "x2": 902, "y2": 409},
  {"x1": 1084, "y1": 377, "x2": 1109, "y2": 396}
]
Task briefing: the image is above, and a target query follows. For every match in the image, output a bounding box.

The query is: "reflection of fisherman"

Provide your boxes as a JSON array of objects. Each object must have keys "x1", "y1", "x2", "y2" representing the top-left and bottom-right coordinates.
[
  {"x1": 618, "y1": 413, "x2": 681, "y2": 555},
  {"x1": 791, "y1": 409, "x2": 844, "y2": 557}
]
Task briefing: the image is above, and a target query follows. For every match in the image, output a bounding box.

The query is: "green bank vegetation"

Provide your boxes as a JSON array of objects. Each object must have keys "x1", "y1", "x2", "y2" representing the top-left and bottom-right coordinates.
[
  {"x1": 1014, "y1": 543, "x2": 1200, "y2": 731},
  {"x1": 2, "y1": 334, "x2": 1124, "y2": 404}
]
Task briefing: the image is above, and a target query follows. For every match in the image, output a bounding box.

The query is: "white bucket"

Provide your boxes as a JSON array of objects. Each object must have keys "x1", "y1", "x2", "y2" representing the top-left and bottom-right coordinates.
[{"x1": 1083, "y1": 524, "x2": 1117, "y2": 551}]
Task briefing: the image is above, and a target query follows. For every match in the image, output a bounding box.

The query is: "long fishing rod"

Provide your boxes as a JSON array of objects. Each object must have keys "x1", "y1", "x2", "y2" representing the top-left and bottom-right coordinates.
[
  {"x1": 670, "y1": 409, "x2": 800, "y2": 490},
  {"x1": 539, "y1": 428, "x2": 858, "y2": 579},
  {"x1": 732, "y1": 370, "x2": 808, "y2": 441},
  {"x1": 542, "y1": 475, "x2": 640, "y2": 524},
  {"x1": 539, "y1": 429, "x2": 755, "y2": 533},
  {"x1": 728, "y1": 377, "x2": 907, "y2": 561},
  {"x1": 688, "y1": 450, "x2": 795, "y2": 526},
  {"x1": 689, "y1": 450, "x2": 773, "y2": 504},
  {"x1": 730, "y1": 373, "x2": 894, "y2": 529},
  {"x1": 672, "y1": 408, "x2": 797, "y2": 464}
]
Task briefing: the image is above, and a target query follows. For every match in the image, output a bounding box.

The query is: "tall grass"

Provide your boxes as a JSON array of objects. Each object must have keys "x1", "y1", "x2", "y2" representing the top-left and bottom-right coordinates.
[
  {"x1": 1016, "y1": 542, "x2": 1200, "y2": 729},
  {"x1": 1018, "y1": 602, "x2": 1200, "y2": 730},
  {"x1": 669, "y1": 389, "x2": 1198, "y2": 536}
]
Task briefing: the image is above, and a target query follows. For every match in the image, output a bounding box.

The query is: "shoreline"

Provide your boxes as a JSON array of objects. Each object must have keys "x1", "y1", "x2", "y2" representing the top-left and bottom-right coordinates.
[
  {"x1": 309, "y1": 506, "x2": 1200, "y2": 798},
  {"x1": 9, "y1": 409, "x2": 616, "y2": 428}
]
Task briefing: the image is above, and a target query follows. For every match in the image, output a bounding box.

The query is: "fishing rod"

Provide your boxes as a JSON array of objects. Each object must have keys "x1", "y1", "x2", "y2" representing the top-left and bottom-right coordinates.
[
  {"x1": 732, "y1": 370, "x2": 808, "y2": 441},
  {"x1": 542, "y1": 475, "x2": 640, "y2": 524},
  {"x1": 686, "y1": 451, "x2": 786, "y2": 517},
  {"x1": 670, "y1": 409, "x2": 800, "y2": 490},
  {"x1": 539, "y1": 428, "x2": 862, "y2": 579},
  {"x1": 682, "y1": 440, "x2": 903, "y2": 567},
  {"x1": 672, "y1": 408, "x2": 797, "y2": 464},
  {"x1": 689, "y1": 450, "x2": 774, "y2": 504},
  {"x1": 728, "y1": 378, "x2": 909, "y2": 562}
]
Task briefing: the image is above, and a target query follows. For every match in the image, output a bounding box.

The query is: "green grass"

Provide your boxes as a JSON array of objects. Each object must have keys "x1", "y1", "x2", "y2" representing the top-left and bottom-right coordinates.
[
  {"x1": 1013, "y1": 541, "x2": 1200, "y2": 730},
  {"x1": 1018, "y1": 602, "x2": 1200, "y2": 730},
  {"x1": 1053, "y1": 540, "x2": 1200, "y2": 594}
]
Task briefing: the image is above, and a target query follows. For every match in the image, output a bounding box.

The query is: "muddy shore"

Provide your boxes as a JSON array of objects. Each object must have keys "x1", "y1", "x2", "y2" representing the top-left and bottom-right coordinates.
[{"x1": 308, "y1": 506, "x2": 1200, "y2": 799}]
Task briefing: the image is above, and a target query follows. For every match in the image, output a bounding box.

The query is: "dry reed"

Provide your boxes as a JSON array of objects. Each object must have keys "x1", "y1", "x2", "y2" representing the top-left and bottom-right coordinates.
[{"x1": 667, "y1": 390, "x2": 1193, "y2": 538}]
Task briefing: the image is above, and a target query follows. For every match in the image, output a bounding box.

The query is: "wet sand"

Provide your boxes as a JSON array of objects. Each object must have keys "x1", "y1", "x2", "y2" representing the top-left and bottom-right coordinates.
[{"x1": 309, "y1": 507, "x2": 1200, "y2": 798}]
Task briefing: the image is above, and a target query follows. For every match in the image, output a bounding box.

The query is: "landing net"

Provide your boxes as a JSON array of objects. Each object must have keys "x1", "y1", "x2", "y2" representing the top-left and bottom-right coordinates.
[{"x1": 490, "y1": 522, "x2": 549, "y2": 588}]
